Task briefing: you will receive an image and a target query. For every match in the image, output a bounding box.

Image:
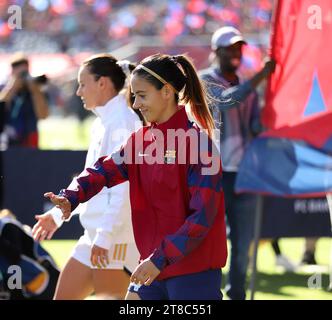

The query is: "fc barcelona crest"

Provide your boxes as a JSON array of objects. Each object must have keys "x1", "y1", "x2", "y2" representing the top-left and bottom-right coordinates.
[{"x1": 164, "y1": 150, "x2": 176, "y2": 164}]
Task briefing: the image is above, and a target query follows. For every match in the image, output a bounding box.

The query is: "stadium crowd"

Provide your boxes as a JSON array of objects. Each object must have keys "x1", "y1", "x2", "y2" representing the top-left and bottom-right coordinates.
[{"x1": 0, "y1": 0, "x2": 272, "y2": 53}]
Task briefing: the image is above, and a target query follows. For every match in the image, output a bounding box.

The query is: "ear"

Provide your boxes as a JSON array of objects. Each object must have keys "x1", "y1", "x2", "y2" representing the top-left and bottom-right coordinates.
[
  {"x1": 162, "y1": 84, "x2": 173, "y2": 99},
  {"x1": 97, "y1": 76, "x2": 106, "y2": 89},
  {"x1": 99, "y1": 76, "x2": 116, "y2": 94}
]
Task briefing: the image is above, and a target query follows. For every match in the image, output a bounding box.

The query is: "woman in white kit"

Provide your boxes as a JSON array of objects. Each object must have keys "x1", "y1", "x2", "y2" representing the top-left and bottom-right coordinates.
[{"x1": 32, "y1": 54, "x2": 142, "y2": 299}]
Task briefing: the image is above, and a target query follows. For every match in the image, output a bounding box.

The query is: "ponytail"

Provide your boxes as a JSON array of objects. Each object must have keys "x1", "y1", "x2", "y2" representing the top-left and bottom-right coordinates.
[{"x1": 175, "y1": 55, "x2": 215, "y2": 138}]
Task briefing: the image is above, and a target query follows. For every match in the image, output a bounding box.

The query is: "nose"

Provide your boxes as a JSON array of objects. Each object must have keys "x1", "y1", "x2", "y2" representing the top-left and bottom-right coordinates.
[
  {"x1": 232, "y1": 47, "x2": 242, "y2": 59},
  {"x1": 76, "y1": 86, "x2": 81, "y2": 97},
  {"x1": 234, "y1": 51, "x2": 242, "y2": 60},
  {"x1": 132, "y1": 97, "x2": 141, "y2": 110}
]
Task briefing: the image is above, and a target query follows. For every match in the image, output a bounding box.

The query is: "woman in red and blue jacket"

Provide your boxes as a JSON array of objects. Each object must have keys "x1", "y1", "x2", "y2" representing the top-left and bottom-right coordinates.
[{"x1": 45, "y1": 53, "x2": 227, "y2": 300}]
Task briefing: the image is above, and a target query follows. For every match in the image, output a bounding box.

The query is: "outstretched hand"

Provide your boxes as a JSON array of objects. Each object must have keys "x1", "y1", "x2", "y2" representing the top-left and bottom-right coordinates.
[
  {"x1": 32, "y1": 213, "x2": 58, "y2": 241},
  {"x1": 44, "y1": 192, "x2": 71, "y2": 220}
]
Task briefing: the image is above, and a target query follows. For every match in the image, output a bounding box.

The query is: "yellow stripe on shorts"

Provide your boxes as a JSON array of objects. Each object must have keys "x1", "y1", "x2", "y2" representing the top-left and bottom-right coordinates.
[
  {"x1": 113, "y1": 244, "x2": 118, "y2": 260},
  {"x1": 112, "y1": 244, "x2": 128, "y2": 261},
  {"x1": 117, "y1": 244, "x2": 123, "y2": 260},
  {"x1": 122, "y1": 244, "x2": 127, "y2": 261}
]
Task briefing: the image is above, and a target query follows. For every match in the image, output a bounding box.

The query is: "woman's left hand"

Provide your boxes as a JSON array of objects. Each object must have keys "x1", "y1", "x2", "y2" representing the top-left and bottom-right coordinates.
[
  {"x1": 90, "y1": 245, "x2": 109, "y2": 268},
  {"x1": 130, "y1": 258, "x2": 160, "y2": 286}
]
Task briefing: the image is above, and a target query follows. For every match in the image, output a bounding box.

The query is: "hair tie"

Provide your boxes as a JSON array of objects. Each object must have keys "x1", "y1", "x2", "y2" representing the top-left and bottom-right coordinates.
[
  {"x1": 116, "y1": 60, "x2": 131, "y2": 77},
  {"x1": 170, "y1": 55, "x2": 186, "y2": 78},
  {"x1": 170, "y1": 56, "x2": 177, "y2": 63}
]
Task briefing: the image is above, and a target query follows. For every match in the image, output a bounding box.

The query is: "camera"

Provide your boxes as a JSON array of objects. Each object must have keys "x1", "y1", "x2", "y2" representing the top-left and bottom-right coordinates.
[
  {"x1": 18, "y1": 72, "x2": 48, "y2": 87},
  {"x1": 19, "y1": 70, "x2": 32, "y2": 82},
  {"x1": 33, "y1": 74, "x2": 48, "y2": 85}
]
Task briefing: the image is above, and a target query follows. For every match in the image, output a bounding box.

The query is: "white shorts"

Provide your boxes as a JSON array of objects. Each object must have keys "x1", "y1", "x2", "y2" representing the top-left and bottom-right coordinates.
[{"x1": 71, "y1": 230, "x2": 140, "y2": 273}]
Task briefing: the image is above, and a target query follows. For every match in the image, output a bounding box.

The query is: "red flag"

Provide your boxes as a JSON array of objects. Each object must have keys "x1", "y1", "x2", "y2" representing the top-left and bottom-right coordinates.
[
  {"x1": 236, "y1": 0, "x2": 332, "y2": 197},
  {"x1": 262, "y1": 0, "x2": 332, "y2": 130}
]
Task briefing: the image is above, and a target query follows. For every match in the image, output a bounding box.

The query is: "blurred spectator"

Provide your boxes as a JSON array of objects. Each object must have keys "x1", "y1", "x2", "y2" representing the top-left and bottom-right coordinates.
[
  {"x1": 271, "y1": 238, "x2": 296, "y2": 272},
  {"x1": 271, "y1": 237, "x2": 320, "y2": 270},
  {"x1": 0, "y1": 1, "x2": 273, "y2": 135},
  {"x1": 0, "y1": 0, "x2": 272, "y2": 53},
  {"x1": 200, "y1": 26, "x2": 275, "y2": 300},
  {"x1": 0, "y1": 53, "x2": 49, "y2": 148},
  {"x1": 0, "y1": 209, "x2": 59, "y2": 300},
  {"x1": 301, "y1": 238, "x2": 318, "y2": 265}
]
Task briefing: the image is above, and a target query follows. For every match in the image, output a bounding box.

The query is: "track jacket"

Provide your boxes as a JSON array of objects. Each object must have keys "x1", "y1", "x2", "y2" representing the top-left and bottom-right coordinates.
[{"x1": 59, "y1": 106, "x2": 227, "y2": 280}]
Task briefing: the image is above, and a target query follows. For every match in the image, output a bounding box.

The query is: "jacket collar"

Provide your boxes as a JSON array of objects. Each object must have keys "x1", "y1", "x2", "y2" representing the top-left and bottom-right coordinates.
[
  {"x1": 92, "y1": 94, "x2": 124, "y2": 124},
  {"x1": 152, "y1": 106, "x2": 188, "y2": 133}
]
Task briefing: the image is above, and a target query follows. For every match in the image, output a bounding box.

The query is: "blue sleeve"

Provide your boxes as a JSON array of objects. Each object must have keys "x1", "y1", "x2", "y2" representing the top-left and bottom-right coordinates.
[
  {"x1": 249, "y1": 91, "x2": 262, "y2": 136},
  {"x1": 218, "y1": 81, "x2": 254, "y2": 111},
  {"x1": 201, "y1": 73, "x2": 254, "y2": 111}
]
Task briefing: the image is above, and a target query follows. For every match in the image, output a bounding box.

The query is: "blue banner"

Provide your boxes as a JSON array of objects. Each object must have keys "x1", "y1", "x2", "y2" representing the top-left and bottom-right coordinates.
[{"x1": 262, "y1": 196, "x2": 331, "y2": 238}]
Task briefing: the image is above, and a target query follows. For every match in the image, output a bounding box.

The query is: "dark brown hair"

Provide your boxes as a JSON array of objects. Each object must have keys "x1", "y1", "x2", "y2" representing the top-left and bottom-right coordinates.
[
  {"x1": 82, "y1": 53, "x2": 134, "y2": 92},
  {"x1": 132, "y1": 53, "x2": 215, "y2": 137},
  {"x1": 82, "y1": 54, "x2": 144, "y2": 124}
]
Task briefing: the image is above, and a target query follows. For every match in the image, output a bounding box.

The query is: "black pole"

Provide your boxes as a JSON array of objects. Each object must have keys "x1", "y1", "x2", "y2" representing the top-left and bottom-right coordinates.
[
  {"x1": 249, "y1": 194, "x2": 264, "y2": 300},
  {"x1": 326, "y1": 194, "x2": 332, "y2": 291},
  {"x1": 0, "y1": 101, "x2": 5, "y2": 208}
]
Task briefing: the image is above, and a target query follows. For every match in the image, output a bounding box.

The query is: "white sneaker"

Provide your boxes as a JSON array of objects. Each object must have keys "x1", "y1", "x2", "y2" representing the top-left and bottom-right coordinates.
[{"x1": 276, "y1": 254, "x2": 296, "y2": 272}]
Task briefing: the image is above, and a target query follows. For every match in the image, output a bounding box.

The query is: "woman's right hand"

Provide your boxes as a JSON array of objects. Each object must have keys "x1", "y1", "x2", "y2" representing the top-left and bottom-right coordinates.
[
  {"x1": 32, "y1": 213, "x2": 58, "y2": 241},
  {"x1": 44, "y1": 192, "x2": 71, "y2": 220}
]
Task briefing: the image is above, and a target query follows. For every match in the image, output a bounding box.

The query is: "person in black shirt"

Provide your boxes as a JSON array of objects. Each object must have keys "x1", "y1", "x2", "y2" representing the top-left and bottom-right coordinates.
[{"x1": 0, "y1": 53, "x2": 49, "y2": 148}]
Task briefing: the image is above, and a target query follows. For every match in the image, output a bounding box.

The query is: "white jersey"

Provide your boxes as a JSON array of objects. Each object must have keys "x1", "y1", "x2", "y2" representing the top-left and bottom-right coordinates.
[{"x1": 50, "y1": 94, "x2": 142, "y2": 250}]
